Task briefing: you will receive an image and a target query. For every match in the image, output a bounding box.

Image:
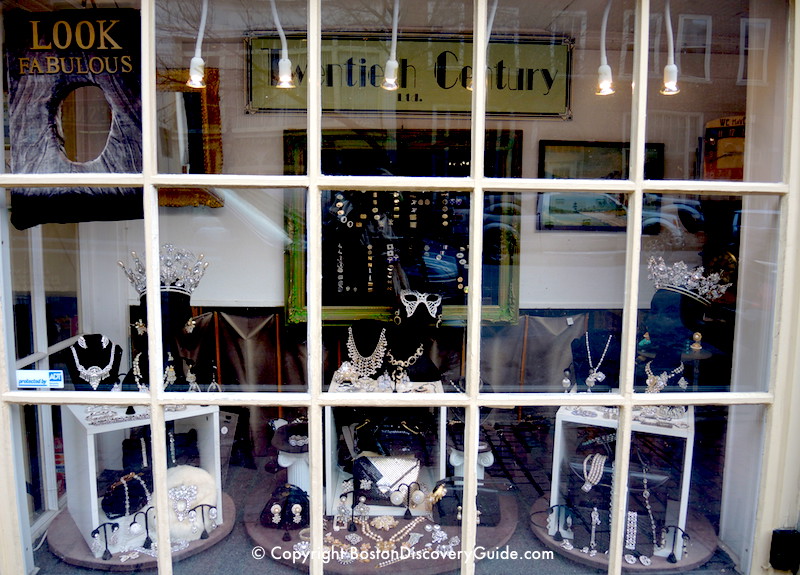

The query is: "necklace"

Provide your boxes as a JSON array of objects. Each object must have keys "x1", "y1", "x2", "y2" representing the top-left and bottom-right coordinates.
[
  {"x1": 386, "y1": 343, "x2": 425, "y2": 391},
  {"x1": 71, "y1": 342, "x2": 116, "y2": 390},
  {"x1": 585, "y1": 333, "x2": 612, "y2": 389},
  {"x1": 581, "y1": 452, "x2": 607, "y2": 492},
  {"x1": 346, "y1": 327, "x2": 387, "y2": 377},
  {"x1": 132, "y1": 353, "x2": 148, "y2": 392},
  {"x1": 645, "y1": 361, "x2": 686, "y2": 393}
]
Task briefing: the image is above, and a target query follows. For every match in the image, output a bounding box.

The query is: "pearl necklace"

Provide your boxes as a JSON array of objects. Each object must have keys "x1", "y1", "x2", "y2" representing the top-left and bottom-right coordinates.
[
  {"x1": 581, "y1": 453, "x2": 606, "y2": 492},
  {"x1": 585, "y1": 333, "x2": 612, "y2": 389},
  {"x1": 645, "y1": 360, "x2": 686, "y2": 393},
  {"x1": 346, "y1": 327, "x2": 387, "y2": 378},
  {"x1": 71, "y1": 341, "x2": 116, "y2": 390}
]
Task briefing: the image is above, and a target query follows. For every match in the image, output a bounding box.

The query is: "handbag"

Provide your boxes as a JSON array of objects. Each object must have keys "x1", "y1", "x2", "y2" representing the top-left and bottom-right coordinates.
[
  {"x1": 101, "y1": 472, "x2": 152, "y2": 519},
  {"x1": 352, "y1": 455, "x2": 421, "y2": 504},
  {"x1": 259, "y1": 483, "x2": 310, "y2": 530},
  {"x1": 353, "y1": 418, "x2": 429, "y2": 464},
  {"x1": 431, "y1": 478, "x2": 501, "y2": 527}
]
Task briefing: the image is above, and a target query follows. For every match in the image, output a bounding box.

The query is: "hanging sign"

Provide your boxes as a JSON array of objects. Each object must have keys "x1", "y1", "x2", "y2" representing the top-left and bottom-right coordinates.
[
  {"x1": 4, "y1": 9, "x2": 143, "y2": 230},
  {"x1": 247, "y1": 34, "x2": 572, "y2": 118}
]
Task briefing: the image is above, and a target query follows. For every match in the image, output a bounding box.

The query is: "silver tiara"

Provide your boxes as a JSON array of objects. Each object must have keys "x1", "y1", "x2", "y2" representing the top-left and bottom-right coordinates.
[
  {"x1": 119, "y1": 244, "x2": 208, "y2": 296},
  {"x1": 647, "y1": 256, "x2": 731, "y2": 305}
]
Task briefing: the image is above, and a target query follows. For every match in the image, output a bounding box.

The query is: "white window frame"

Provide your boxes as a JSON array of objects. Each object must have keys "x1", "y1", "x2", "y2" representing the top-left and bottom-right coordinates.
[{"x1": 0, "y1": 2, "x2": 798, "y2": 575}]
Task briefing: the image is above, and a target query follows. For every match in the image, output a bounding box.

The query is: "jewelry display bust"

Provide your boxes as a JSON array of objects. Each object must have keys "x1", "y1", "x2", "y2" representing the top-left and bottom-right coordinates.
[
  {"x1": 570, "y1": 330, "x2": 621, "y2": 391},
  {"x1": 66, "y1": 334, "x2": 123, "y2": 391}
]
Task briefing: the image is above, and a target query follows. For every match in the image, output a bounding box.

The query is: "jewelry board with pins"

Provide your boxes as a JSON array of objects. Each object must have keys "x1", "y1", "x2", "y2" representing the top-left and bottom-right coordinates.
[{"x1": 283, "y1": 129, "x2": 522, "y2": 324}]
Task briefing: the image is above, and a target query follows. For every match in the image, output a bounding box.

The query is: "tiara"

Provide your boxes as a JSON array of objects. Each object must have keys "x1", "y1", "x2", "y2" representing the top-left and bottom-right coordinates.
[
  {"x1": 119, "y1": 244, "x2": 209, "y2": 296},
  {"x1": 647, "y1": 256, "x2": 731, "y2": 305}
]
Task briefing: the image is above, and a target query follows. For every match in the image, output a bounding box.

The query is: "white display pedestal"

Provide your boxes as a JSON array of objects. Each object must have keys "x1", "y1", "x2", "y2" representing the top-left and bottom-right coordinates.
[
  {"x1": 550, "y1": 405, "x2": 695, "y2": 561},
  {"x1": 324, "y1": 404, "x2": 447, "y2": 516},
  {"x1": 62, "y1": 404, "x2": 222, "y2": 551}
]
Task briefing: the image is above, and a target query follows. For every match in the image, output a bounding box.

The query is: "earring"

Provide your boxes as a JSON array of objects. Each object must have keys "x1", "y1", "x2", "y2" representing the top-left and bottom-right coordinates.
[
  {"x1": 691, "y1": 332, "x2": 703, "y2": 351},
  {"x1": 292, "y1": 503, "x2": 303, "y2": 524},
  {"x1": 355, "y1": 496, "x2": 370, "y2": 522},
  {"x1": 410, "y1": 489, "x2": 426, "y2": 508},
  {"x1": 132, "y1": 320, "x2": 147, "y2": 335},
  {"x1": 476, "y1": 510, "x2": 481, "y2": 525},
  {"x1": 271, "y1": 503, "x2": 282, "y2": 525},
  {"x1": 184, "y1": 318, "x2": 196, "y2": 334},
  {"x1": 390, "y1": 490, "x2": 405, "y2": 506},
  {"x1": 436, "y1": 313, "x2": 442, "y2": 328},
  {"x1": 561, "y1": 369, "x2": 572, "y2": 390},
  {"x1": 334, "y1": 496, "x2": 348, "y2": 531},
  {"x1": 394, "y1": 309, "x2": 402, "y2": 325},
  {"x1": 456, "y1": 505, "x2": 462, "y2": 521},
  {"x1": 189, "y1": 509, "x2": 198, "y2": 534}
]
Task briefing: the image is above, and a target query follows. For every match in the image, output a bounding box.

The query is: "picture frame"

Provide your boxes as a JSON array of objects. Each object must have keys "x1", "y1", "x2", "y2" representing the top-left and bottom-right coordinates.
[
  {"x1": 283, "y1": 129, "x2": 522, "y2": 324},
  {"x1": 537, "y1": 140, "x2": 664, "y2": 232},
  {"x1": 155, "y1": 68, "x2": 224, "y2": 207}
]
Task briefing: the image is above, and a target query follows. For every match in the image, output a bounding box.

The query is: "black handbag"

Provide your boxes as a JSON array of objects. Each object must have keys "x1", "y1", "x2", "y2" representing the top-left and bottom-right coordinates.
[
  {"x1": 101, "y1": 472, "x2": 152, "y2": 519},
  {"x1": 259, "y1": 483, "x2": 310, "y2": 530},
  {"x1": 432, "y1": 478, "x2": 501, "y2": 527},
  {"x1": 354, "y1": 418, "x2": 429, "y2": 464}
]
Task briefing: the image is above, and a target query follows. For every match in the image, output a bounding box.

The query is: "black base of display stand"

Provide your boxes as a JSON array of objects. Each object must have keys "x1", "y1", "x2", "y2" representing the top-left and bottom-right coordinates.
[
  {"x1": 47, "y1": 493, "x2": 235, "y2": 571},
  {"x1": 244, "y1": 486, "x2": 519, "y2": 574},
  {"x1": 529, "y1": 495, "x2": 717, "y2": 572}
]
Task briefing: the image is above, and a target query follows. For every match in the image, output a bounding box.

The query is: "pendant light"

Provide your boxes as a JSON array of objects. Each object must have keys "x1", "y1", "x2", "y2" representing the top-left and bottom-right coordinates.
[
  {"x1": 270, "y1": 0, "x2": 295, "y2": 89},
  {"x1": 596, "y1": 0, "x2": 614, "y2": 96},
  {"x1": 660, "y1": 0, "x2": 680, "y2": 95},
  {"x1": 382, "y1": 0, "x2": 400, "y2": 90},
  {"x1": 186, "y1": 0, "x2": 209, "y2": 88}
]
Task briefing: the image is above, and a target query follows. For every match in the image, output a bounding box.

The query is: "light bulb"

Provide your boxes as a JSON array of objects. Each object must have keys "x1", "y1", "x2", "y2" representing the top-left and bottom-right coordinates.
[
  {"x1": 277, "y1": 57, "x2": 295, "y2": 89},
  {"x1": 660, "y1": 63, "x2": 680, "y2": 95},
  {"x1": 186, "y1": 56, "x2": 206, "y2": 89},
  {"x1": 382, "y1": 59, "x2": 399, "y2": 91},
  {"x1": 596, "y1": 64, "x2": 614, "y2": 96}
]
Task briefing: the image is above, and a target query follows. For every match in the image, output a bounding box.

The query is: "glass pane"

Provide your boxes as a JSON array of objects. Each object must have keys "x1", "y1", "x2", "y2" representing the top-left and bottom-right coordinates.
[
  {"x1": 144, "y1": 187, "x2": 307, "y2": 393},
  {"x1": 322, "y1": 404, "x2": 448, "y2": 572},
  {"x1": 482, "y1": 191, "x2": 627, "y2": 392},
  {"x1": 486, "y1": 0, "x2": 636, "y2": 178},
  {"x1": 9, "y1": 223, "x2": 33, "y2": 359},
  {"x1": 622, "y1": 405, "x2": 762, "y2": 571},
  {"x1": 155, "y1": 0, "x2": 308, "y2": 175},
  {"x1": 4, "y1": 6, "x2": 142, "y2": 176},
  {"x1": 43, "y1": 224, "x2": 80, "y2": 346},
  {"x1": 32, "y1": 402, "x2": 281, "y2": 572},
  {"x1": 320, "y1": 0, "x2": 474, "y2": 177},
  {"x1": 486, "y1": 405, "x2": 606, "y2": 575},
  {"x1": 637, "y1": 195, "x2": 779, "y2": 393},
  {"x1": 646, "y1": 0, "x2": 789, "y2": 182}
]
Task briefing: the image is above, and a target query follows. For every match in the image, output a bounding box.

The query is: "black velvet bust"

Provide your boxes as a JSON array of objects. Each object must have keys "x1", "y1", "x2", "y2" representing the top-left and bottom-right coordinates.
[{"x1": 570, "y1": 330, "x2": 622, "y2": 391}]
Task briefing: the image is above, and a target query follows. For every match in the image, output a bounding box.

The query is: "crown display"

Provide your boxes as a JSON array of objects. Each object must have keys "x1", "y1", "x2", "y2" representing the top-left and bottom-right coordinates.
[
  {"x1": 647, "y1": 256, "x2": 730, "y2": 305},
  {"x1": 119, "y1": 244, "x2": 209, "y2": 296}
]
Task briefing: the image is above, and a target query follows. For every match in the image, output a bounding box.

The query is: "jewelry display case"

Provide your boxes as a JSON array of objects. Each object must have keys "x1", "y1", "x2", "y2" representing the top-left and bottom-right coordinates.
[{"x1": 60, "y1": 404, "x2": 222, "y2": 551}]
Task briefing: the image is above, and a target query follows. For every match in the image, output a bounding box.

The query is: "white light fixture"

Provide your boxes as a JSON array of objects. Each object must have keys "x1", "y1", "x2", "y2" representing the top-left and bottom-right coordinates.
[
  {"x1": 186, "y1": 0, "x2": 209, "y2": 88},
  {"x1": 382, "y1": 0, "x2": 400, "y2": 90},
  {"x1": 270, "y1": 0, "x2": 295, "y2": 89},
  {"x1": 660, "y1": 0, "x2": 680, "y2": 95},
  {"x1": 467, "y1": 0, "x2": 498, "y2": 91},
  {"x1": 596, "y1": 0, "x2": 615, "y2": 96}
]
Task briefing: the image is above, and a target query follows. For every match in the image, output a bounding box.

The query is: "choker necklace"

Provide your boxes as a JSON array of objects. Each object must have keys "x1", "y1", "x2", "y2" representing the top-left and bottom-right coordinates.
[
  {"x1": 386, "y1": 343, "x2": 425, "y2": 391},
  {"x1": 645, "y1": 360, "x2": 687, "y2": 392},
  {"x1": 346, "y1": 327, "x2": 387, "y2": 378},
  {"x1": 585, "y1": 333, "x2": 612, "y2": 389},
  {"x1": 71, "y1": 342, "x2": 116, "y2": 390}
]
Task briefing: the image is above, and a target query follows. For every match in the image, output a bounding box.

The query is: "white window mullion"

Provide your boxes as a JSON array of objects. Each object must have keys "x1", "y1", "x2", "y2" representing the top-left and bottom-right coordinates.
[{"x1": 307, "y1": 2, "x2": 324, "y2": 575}]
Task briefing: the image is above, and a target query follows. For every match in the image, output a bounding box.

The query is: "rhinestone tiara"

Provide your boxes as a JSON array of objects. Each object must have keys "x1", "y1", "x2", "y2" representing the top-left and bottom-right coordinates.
[
  {"x1": 119, "y1": 244, "x2": 209, "y2": 296},
  {"x1": 647, "y1": 256, "x2": 731, "y2": 305}
]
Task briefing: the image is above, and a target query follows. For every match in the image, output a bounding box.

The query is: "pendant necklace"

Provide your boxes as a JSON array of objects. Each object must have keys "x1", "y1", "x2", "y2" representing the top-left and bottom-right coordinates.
[
  {"x1": 71, "y1": 342, "x2": 115, "y2": 390},
  {"x1": 585, "y1": 333, "x2": 612, "y2": 389},
  {"x1": 645, "y1": 360, "x2": 686, "y2": 393},
  {"x1": 386, "y1": 343, "x2": 424, "y2": 392}
]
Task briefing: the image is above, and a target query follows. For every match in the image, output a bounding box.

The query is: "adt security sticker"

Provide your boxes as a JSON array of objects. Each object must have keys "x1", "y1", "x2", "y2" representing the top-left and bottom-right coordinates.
[{"x1": 17, "y1": 370, "x2": 64, "y2": 389}]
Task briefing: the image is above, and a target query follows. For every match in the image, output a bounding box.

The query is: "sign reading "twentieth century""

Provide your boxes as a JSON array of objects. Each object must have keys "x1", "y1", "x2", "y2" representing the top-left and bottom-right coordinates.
[{"x1": 247, "y1": 34, "x2": 572, "y2": 118}]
